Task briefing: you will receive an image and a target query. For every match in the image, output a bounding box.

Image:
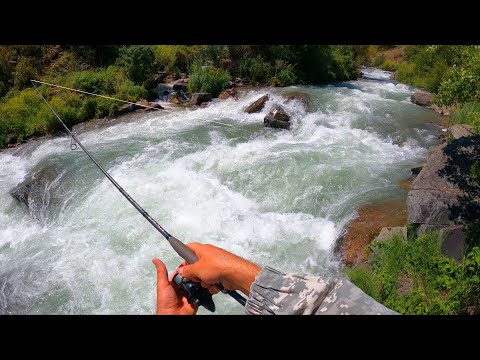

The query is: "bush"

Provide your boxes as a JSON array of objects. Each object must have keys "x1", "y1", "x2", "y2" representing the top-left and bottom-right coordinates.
[
  {"x1": 116, "y1": 45, "x2": 155, "y2": 84},
  {"x1": 188, "y1": 62, "x2": 230, "y2": 97},
  {"x1": 239, "y1": 55, "x2": 273, "y2": 84},
  {"x1": 380, "y1": 59, "x2": 398, "y2": 72},
  {"x1": 347, "y1": 231, "x2": 480, "y2": 314},
  {"x1": 270, "y1": 60, "x2": 296, "y2": 86},
  {"x1": 372, "y1": 55, "x2": 385, "y2": 67},
  {"x1": 154, "y1": 45, "x2": 200, "y2": 75},
  {"x1": 450, "y1": 102, "x2": 480, "y2": 133},
  {"x1": 0, "y1": 67, "x2": 148, "y2": 148}
]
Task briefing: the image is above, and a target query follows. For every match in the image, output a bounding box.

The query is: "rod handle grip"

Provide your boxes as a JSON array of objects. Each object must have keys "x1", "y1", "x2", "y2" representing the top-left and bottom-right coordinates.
[{"x1": 167, "y1": 236, "x2": 199, "y2": 264}]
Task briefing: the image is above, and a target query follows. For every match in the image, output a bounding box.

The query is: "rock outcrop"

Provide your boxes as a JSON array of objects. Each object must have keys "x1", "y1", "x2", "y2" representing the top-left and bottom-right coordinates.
[
  {"x1": 449, "y1": 124, "x2": 475, "y2": 139},
  {"x1": 264, "y1": 105, "x2": 290, "y2": 129},
  {"x1": 244, "y1": 94, "x2": 269, "y2": 113},
  {"x1": 407, "y1": 136, "x2": 480, "y2": 259}
]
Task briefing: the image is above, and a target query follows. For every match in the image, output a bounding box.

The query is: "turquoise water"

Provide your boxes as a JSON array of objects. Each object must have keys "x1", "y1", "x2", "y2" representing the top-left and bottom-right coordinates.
[{"x1": 0, "y1": 68, "x2": 442, "y2": 314}]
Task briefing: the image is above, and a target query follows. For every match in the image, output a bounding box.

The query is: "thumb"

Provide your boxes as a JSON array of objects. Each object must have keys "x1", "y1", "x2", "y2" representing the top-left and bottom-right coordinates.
[{"x1": 152, "y1": 258, "x2": 169, "y2": 290}]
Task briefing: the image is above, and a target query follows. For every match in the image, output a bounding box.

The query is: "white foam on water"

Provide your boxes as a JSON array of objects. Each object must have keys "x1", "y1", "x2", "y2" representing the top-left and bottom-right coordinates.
[{"x1": 0, "y1": 72, "x2": 441, "y2": 314}]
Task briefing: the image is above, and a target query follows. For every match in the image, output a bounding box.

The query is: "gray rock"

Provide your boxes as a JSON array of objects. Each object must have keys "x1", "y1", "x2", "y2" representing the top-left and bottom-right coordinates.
[
  {"x1": 144, "y1": 72, "x2": 167, "y2": 89},
  {"x1": 6, "y1": 133, "x2": 17, "y2": 145},
  {"x1": 190, "y1": 93, "x2": 212, "y2": 106},
  {"x1": 264, "y1": 105, "x2": 290, "y2": 130},
  {"x1": 373, "y1": 226, "x2": 408, "y2": 243},
  {"x1": 407, "y1": 136, "x2": 480, "y2": 228},
  {"x1": 407, "y1": 144, "x2": 462, "y2": 226},
  {"x1": 439, "y1": 226, "x2": 466, "y2": 261},
  {"x1": 172, "y1": 78, "x2": 188, "y2": 92},
  {"x1": 244, "y1": 94, "x2": 269, "y2": 113},
  {"x1": 411, "y1": 91, "x2": 433, "y2": 107},
  {"x1": 10, "y1": 165, "x2": 64, "y2": 222},
  {"x1": 116, "y1": 103, "x2": 137, "y2": 115},
  {"x1": 144, "y1": 102, "x2": 164, "y2": 112},
  {"x1": 449, "y1": 124, "x2": 475, "y2": 139}
]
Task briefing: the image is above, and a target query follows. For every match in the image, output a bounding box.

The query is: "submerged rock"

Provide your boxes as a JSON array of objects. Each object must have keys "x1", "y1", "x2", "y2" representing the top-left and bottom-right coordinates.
[
  {"x1": 10, "y1": 164, "x2": 64, "y2": 222},
  {"x1": 284, "y1": 91, "x2": 313, "y2": 111},
  {"x1": 244, "y1": 94, "x2": 269, "y2": 113},
  {"x1": 264, "y1": 105, "x2": 290, "y2": 130}
]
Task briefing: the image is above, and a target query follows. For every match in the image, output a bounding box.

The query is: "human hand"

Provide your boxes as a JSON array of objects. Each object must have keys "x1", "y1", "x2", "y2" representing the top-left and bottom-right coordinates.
[
  {"x1": 152, "y1": 258, "x2": 197, "y2": 315},
  {"x1": 177, "y1": 243, "x2": 262, "y2": 296}
]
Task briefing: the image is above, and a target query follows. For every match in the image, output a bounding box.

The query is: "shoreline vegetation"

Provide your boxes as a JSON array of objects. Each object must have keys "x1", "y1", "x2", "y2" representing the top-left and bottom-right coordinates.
[
  {"x1": 0, "y1": 45, "x2": 362, "y2": 149},
  {"x1": 344, "y1": 45, "x2": 480, "y2": 315},
  {"x1": 1, "y1": 45, "x2": 479, "y2": 314}
]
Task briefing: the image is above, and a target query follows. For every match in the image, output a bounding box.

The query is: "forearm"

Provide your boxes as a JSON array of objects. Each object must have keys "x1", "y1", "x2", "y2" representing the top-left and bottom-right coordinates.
[
  {"x1": 244, "y1": 267, "x2": 399, "y2": 315},
  {"x1": 245, "y1": 267, "x2": 334, "y2": 315}
]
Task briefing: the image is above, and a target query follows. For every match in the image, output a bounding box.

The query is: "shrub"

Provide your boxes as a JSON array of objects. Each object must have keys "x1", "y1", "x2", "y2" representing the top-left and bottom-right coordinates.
[
  {"x1": 380, "y1": 59, "x2": 398, "y2": 72},
  {"x1": 116, "y1": 45, "x2": 155, "y2": 84},
  {"x1": 154, "y1": 45, "x2": 200, "y2": 75},
  {"x1": 372, "y1": 55, "x2": 385, "y2": 67},
  {"x1": 270, "y1": 60, "x2": 296, "y2": 87},
  {"x1": 449, "y1": 102, "x2": 480, "y2": 133},
  {"x1": 347, "y1": 231, "x2": 480, "y2": 314},
  {"x1": 239, "y1": 55, "x2": 273, "y2": 83},
  {"x1": 13, "y1": 57, "x2": 39, "y2": 90},
  {"x1": 188, "y1": 62, "x2": 230, "y2": 97}
]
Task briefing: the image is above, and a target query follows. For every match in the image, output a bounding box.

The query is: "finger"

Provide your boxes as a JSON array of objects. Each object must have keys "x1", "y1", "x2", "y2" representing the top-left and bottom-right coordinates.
[
  {"x1": 200, "y1": 281, "x2": 212, "y2": 289},
  {"x1": 209, "y1": 285, "x2": 220, "y2": 295},
  {"x1": 152, "y1": 258, "x2": 170, "y2": 291},
  {"x1": 185, "y1": 242, "x2": 204, "y2": 258},
  {"x1": 177, "y1": 263, "x2": 199, "y2": 280}
]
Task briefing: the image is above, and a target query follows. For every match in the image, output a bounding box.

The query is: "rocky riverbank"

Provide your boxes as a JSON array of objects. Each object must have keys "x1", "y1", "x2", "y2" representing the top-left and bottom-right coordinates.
[{"x1": 337, "y1": 118, "x2": 480, "y2": 265}]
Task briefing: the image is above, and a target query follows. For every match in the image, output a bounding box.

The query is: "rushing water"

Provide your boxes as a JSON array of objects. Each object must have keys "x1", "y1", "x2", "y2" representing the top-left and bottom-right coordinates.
[{"x1": 0, "y1": 68, "x2": 443, "y2": 314}]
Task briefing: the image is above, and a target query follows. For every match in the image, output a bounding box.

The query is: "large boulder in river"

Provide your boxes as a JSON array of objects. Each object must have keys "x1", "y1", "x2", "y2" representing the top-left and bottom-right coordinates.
[
  {"x1": 10, "y1": 164, "x2": 64, "y2": 222},
  {"x1": 407, "y1": 136, "x2": 480, "y2": 228},
  {"x1": 264, "y1": 105, "x2": 290, "y2": 130},
  {"x1": 190, "y1": 93, "x2": 212, "y2": 106},
  {"x1": 411, "y1": 91, "x2": 433, "y2": 107},
  {"x1": 244, "y1": 94, "x2": 269, "y2": 113}
]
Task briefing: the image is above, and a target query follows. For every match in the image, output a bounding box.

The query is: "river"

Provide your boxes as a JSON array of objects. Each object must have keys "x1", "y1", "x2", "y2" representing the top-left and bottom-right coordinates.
[{"x1": 0, "y1": 68, "x2": 443, "y2": 314}]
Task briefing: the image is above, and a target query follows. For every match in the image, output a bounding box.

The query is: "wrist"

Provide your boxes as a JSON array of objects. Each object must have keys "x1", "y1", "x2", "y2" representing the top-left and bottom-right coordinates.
[{"x1": 223, "y1": 255, "x2": 261, "y2": 296}]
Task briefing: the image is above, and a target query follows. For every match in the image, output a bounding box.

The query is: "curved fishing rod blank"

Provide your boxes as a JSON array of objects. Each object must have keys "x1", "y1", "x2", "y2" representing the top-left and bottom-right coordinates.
[{"x1": 31, "y1": 80, "x2": 247, "y2": 308}]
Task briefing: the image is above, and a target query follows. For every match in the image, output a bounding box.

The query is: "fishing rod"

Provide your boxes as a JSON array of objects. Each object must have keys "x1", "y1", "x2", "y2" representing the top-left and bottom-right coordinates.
[{"x1": 31, "y1": 80, "x2": 247, "y2": 312}]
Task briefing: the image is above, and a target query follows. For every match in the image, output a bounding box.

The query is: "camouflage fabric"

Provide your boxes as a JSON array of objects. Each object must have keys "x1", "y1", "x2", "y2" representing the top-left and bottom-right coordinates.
[{"x1": 245, "y1": 266, "x2": 398, "y2": 315}]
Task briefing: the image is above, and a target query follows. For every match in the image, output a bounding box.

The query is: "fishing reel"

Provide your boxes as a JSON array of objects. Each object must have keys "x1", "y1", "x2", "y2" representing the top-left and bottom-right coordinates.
[{"x1": 173, "y1": 273, "x2": 216, "y2": 312}]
